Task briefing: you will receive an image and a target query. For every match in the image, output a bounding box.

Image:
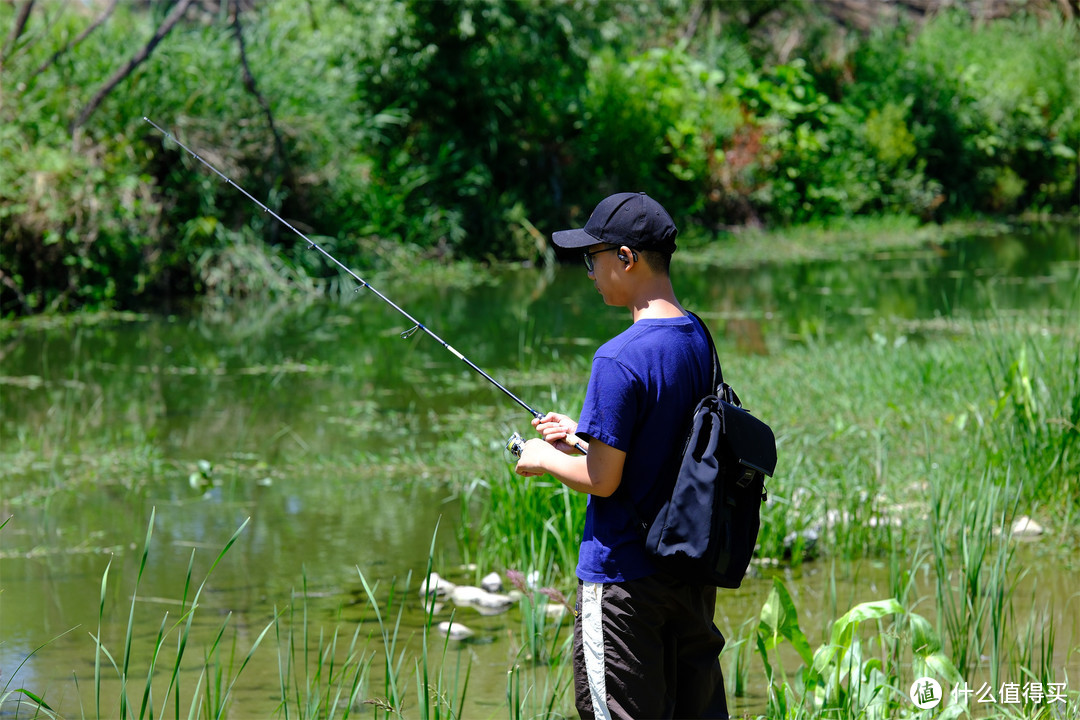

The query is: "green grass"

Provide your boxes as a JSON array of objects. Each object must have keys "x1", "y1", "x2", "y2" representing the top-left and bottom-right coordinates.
[
  {"x1": 88, "y1": 509, "x2": 273, "y2": 720},
  {"x1": 274, "y1": 573, "x2": 373, "y2": 720},
  {"x1": 679, "y1": 217, "x2": 1014, "y2": 267},
  {"x1": 1, "y1": 517, "x2": 479, "y2": 719},
  {"x1": 353, "y1": 559, "x2": 469, "y2": 719},
  {"x1": 3, "y1": 478, "x2": 1077, "y2": 719},
  {"x1": 455, "y1": 467, "x2": 583, "y2": 592},
  {"x1": 741, "y1": 472, "x2": 1077, "y2": 719}
]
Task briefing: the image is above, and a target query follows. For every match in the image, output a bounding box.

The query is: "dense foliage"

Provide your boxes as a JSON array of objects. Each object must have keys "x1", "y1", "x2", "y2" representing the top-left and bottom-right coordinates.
[{"x1": 1, "y1": 0, "x2": 1077, "y2": 315}]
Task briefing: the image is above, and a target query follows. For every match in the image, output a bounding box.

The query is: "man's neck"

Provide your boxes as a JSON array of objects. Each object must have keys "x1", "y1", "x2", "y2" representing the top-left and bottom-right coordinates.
[{"x1": 629, "y1": 278, "x2": 685, "y2": 322}]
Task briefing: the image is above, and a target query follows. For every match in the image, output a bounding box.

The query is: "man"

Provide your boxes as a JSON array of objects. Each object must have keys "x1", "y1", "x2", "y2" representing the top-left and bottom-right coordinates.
[{"x1": 514, "y1": 192, "x2": 729, "y2": 719}]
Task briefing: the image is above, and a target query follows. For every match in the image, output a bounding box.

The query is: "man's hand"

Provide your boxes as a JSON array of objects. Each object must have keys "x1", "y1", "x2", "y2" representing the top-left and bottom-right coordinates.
[
  {"x1": 513, "y1": 435, "x2": 624, "y2": 497},
  {"x1": 514, "y1": 437, "x2": 556, "y2": 477},
  {"x1": 532, "y1": 412, "x2": 587, "y2": 455}
]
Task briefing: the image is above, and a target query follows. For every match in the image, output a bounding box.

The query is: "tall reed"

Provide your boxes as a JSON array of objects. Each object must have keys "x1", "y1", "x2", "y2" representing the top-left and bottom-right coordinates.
[
  {"x1": 274, "y1": 572, "x2": 373, "y2": 719},
  {"x1": 0, "y1": 513, "x2": 59, "y2": 717},
  {"x1": 352, "y1": 527, "x2": 471, "y2": 720},
  {"x1": 503, "y1": 568, "x2": 575, "y2": 719},
  {"x1": 456, "y1": 466, "x2": 583, "y2": 587},
  {"x1": 88, "y1": 509, "x2": 275, "y2": 719},
  {"x1": 920, "y1": 453, "x2": 1076, "y2": 717},
  {"x1": 69, "y1": 516, "x2": 562, "y2": 719},
  {"x1": 927, "y1": 467, "x2": 1020, "y2": 686},
  {"x1": 978, "y1": 292, "x2": 1080, "y2": 514}
]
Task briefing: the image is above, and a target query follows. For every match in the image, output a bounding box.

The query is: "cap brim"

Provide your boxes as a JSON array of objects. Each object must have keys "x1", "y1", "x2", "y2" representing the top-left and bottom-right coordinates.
[{"x1": 551, "y1": 228, "x2": 598, "y2": 249}]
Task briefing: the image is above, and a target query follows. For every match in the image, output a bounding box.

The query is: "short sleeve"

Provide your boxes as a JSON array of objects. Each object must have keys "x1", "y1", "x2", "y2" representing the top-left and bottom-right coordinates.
[{"x1": 576, "y1": 356, "x2": 639, "y2": 452}]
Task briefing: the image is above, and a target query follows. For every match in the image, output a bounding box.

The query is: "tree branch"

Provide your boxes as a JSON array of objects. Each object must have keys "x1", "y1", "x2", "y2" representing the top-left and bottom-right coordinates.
[
  {"x1": 1, "y1": 0, "x2": 35, "y2": 67},
  {"x1": 29, "y1": 0, "x2": 119, "y2": 81},
  {"x1": 230, "y1": 0, "x2": 288, "y2": 174},
  {"x1": 681, "y1": 0, "x2": 707, "y2": 42},
  {"x1": 70, "y1": 0, "x2": 196, "y2": 135},
  {"x1": 0, "y1": 267, "x2": 30, "y2": 315},
  {"x1": 230, "y1": 0, "x2": 292, "y2": 246}
]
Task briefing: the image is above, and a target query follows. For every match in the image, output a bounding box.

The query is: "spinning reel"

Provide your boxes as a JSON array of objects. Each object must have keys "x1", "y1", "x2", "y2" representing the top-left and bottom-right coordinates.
[{"x1": 505, "y1": 432, "x2": 525, "y2": 458}]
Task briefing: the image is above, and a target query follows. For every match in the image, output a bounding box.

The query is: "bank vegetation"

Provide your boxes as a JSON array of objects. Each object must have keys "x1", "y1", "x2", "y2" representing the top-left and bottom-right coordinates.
[{"x1": 1, "y1": 0, "x2": 1077, "y2": 316}]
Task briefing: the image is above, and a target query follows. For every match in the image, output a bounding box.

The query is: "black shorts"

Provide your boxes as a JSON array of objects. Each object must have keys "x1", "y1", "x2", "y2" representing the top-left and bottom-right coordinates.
[{"x1": 573, "y1": 574, "x2": 728, "y2": 719}]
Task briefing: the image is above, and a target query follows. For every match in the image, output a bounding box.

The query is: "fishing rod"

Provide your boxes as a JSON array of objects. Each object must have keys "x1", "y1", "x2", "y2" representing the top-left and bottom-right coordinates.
[{"x1": 144, "y1": 117, "x2": 586, "y2": 456}]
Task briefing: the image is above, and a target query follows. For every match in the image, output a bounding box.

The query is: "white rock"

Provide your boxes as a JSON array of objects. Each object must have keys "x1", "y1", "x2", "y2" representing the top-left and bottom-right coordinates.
[
  {"x1": 545, "y1": 603, "x2": 568, "y2": 620},
  {"x1": 480, "y1": 571, "x2": 503, "y2": 593},
  {"x1": 420, "y1": 572, "x2": 457, "y2": 599},
  {"x1": 437, "y1": 621, "x2": 474, "y2": 641},
  {"x1": 449, "y1": 585, "x2": 514, "y2": 613},
  {"x1": 1011, "y1": 515, "x2": 1044, "y2": 538}
]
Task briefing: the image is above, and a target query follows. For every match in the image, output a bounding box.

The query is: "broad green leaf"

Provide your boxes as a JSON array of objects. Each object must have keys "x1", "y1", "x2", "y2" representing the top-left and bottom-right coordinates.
[
  {"x1": 829, "y1": 598, "x2": 903, "y2": 649},
  {"x1": 909, "y1": 612, "x2": 942, "y2": 655},
  {"x1": 809, "y1": 598, "x2": 902, "y2": 684},
  {"x1": 758, "y1": 578, "x2": 814, "y2": 665},
  {"x1": 925, "y1": 653, "x2": 963, "y2": 684}
]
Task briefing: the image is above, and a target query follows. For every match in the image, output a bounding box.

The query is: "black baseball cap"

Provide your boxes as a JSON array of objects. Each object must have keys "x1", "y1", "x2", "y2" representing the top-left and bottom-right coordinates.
[{"x1": 552, "y1": 192, "x2": 678, "y2": 253}]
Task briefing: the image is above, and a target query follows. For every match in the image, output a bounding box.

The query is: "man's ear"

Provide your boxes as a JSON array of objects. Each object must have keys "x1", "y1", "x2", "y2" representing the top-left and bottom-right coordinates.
[{"x1": 617, "y1": 246, "x2": 638, "y2": 265}]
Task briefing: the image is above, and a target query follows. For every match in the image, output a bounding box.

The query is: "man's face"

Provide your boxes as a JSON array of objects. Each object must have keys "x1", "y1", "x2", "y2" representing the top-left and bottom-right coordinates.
[{"x1": 584, "y1": 243, "x2": 626, "y2": 307}]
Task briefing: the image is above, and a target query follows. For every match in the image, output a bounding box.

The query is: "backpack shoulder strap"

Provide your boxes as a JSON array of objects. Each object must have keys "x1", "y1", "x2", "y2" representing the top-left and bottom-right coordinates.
[
  {"x1": 618, "y1": 311, "x2": 734, "y2": 536},
  {"x1": 688, "y1": 311, "x2": 739, "y2": 406}
]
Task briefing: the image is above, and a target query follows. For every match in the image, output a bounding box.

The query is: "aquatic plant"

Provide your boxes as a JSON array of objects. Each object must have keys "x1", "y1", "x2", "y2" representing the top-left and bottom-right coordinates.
[
  {"x1": 982, "y1": 313, "x2": 1080, "y2": 509},
  {"x1": 928, "y1": 468, "x2": 1020, "y2": 686},
  {"x1": 274, "y1": 572, "x2": 373, "y2": 720},
  {"x1": 456, "y1": 466, "x2": 584, "y2": 585},
  {"x1": 0, "y1": 519, "x2": 59, "y2": 718},
  {"x1": 755, "y1": 576, "x2": 961, "y2": 719},
  {"x1": 352, "y1": 527, "x2": 471, "y2": 720},
  {"x1": 87, "y1": 509, "x2": 274, "y2": 719}
]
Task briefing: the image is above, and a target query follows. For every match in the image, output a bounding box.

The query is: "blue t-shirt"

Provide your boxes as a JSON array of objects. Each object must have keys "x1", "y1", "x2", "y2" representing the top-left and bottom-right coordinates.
[{"x1": 574, "y1": 315, "x2": 713, "y2": 583}]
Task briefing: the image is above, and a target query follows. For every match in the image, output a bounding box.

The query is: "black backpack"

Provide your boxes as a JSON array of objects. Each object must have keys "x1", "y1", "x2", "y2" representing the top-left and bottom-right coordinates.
[{"x1": 625, "y1": 313, "x2": 777, "y2": 588}]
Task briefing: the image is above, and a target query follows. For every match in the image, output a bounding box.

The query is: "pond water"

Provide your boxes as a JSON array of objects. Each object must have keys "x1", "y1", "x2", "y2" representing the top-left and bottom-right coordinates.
[{"x1": 1, "y1": 222, "x2": 1077, "y2": 718}]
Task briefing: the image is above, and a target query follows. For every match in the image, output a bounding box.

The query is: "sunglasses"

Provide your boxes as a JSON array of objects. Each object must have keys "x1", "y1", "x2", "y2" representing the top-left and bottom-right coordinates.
[{"x1": 582, "y1": 246, "x2": 620, "y2": 273}]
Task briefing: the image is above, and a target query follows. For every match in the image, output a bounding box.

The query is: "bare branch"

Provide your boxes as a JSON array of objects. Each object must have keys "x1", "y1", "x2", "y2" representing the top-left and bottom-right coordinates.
[
  {"x1": 29, "y1": 0, "x2": 119, "y2": 81},
  {"x1": 70, "y1": 0, "x2": 196, "y2": 135},
  {"x1": 230, "y1": 0, "x2": 292, "y2": 244},
  {"x1": 0, "y1": 267, "x2": 31, "y2": 315},
  {"x1": 681, "y1": 0, "x2": 706, "y2": 43},
  {"x1": 230, "y1": 0, "x2": 287, "y2": 171},
  {"x1": 1, "y1": 0, "x2": 36, "y2": 67}
]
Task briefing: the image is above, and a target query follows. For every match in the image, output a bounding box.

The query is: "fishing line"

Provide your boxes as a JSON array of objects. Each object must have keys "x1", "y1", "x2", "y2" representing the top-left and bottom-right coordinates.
[{"x1": 144, "y1": 116, "x2": 545, "y2": 420}]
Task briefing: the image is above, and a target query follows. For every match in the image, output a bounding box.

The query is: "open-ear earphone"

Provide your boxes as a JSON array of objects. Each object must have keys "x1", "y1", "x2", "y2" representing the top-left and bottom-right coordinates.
[{"x1": 618, "y1": 249, "x2": 639, "y2": 263}]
